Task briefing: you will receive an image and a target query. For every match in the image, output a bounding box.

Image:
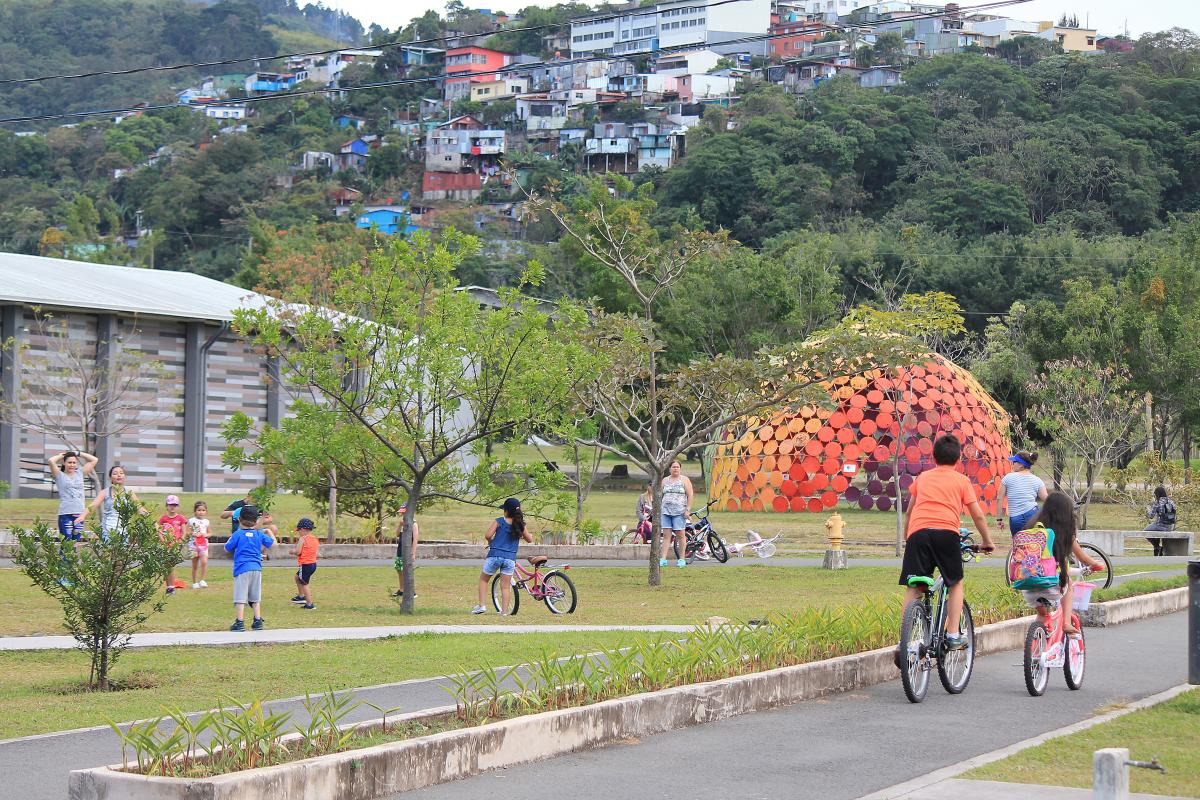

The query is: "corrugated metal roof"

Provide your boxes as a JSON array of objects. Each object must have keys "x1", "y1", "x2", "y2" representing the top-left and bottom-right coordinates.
[{"x1": 0, "y1": 252, "x2": 269, "y2": 322}]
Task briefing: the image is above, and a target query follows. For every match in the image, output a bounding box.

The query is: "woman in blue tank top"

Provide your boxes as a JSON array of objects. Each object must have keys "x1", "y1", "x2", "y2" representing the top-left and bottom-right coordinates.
[{"x1": 472, "y1": 497, "x2": 533, "y2": 615}]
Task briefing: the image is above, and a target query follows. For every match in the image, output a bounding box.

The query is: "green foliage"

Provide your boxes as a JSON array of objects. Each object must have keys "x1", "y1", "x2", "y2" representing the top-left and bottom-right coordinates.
[{"x1": 13, "y1": 494, "x2": 179, "y2": 690}]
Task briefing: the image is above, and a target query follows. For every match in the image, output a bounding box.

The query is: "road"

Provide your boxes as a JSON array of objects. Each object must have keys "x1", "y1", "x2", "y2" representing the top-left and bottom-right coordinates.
[
  {"x1": 0, "y1": 611, "x2": 1186, "y2": 800},
  {"x1": 397, "y1": 612, "x2": 1189, "y2": 800}
]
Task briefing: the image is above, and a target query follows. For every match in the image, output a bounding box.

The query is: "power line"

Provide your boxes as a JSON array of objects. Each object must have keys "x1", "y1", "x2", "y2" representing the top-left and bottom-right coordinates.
[
  {"x1": 0, "y1": 0, "x2": 1032, "y2": 126},
  {"x1": 0, "y1": 0, "x2": 751, "y2": 89}
]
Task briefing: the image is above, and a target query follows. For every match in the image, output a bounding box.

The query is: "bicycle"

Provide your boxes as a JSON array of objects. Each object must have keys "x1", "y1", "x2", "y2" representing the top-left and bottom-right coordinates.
[
  {"x1": 897, "y1": 530, "x2": 983, "y2": 704},
  {"x1": 1004, "y1": 540, "x2": 1112, "y2": 590},
  {"x1": 670, "y1": 500, "x2": 729, "y2": 563},
  {"x1": 1018, "y1": 572, "x2": 1089, "y2": 696},
  {"x1": 728, "y1": 530, "x2": 782, "y2": 558},
  {"x1": 619, "y1": 515, "x2": 653, "y2": 545},
  {"x1": 489, "y1": 555, "x2": 577, "y2": 615}
]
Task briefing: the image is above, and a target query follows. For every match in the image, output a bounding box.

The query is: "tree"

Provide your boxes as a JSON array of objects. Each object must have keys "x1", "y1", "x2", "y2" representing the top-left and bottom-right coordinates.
[
  {"x1": 14, "y1": 494, "x2": 178, "y2": 690},
  {"x1": 530, "y1": 416, "x2": 606, "y2": 533},
  {"x1": 1026, "y1": 359, "x2": 1145, "y2": 528},
  {"x1": 871, "y1": 31, "x2": 908, "y2": 66},
  {"x1": 0, "y1": 310, "x2": 178, "y2": 453},
  {"x1": 527, "y1": 176, "x2": 933, "y2": 586},
  {"x1": 224, "y1": 231, "x2": 597, "y2": 612}
]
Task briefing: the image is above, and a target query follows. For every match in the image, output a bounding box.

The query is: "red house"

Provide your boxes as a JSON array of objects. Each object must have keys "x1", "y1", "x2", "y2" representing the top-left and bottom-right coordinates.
[
  {"x1": 422, "y1": 171, "x2": 483, "y2": 201},
  {"x1": 768, "y1": 20, "x2": 836, "y2": 61},
  {"x1": 443, "y1": 46, "x2": 514, "y2": 102}
]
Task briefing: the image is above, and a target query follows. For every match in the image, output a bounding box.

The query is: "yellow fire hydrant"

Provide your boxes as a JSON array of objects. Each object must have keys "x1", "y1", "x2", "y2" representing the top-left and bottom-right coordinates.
[{"x1": 825, "y1": 512, "x2": 845, "y2": 549}]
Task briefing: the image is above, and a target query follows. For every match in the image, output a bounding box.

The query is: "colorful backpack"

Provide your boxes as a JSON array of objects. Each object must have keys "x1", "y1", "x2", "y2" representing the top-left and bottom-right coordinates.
[{"x1": 1009, "y1": 524, "x2": 1059, "y2": 590}]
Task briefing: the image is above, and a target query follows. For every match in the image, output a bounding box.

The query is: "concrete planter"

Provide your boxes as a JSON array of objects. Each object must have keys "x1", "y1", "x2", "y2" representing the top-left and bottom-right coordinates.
[
  {"x1": 199, "y1": 542, "x2": 653, "y2": 562},
  {"x1": 1081, "y1": 585, "x2": 1187, "y2": 627},
  {"x1": 67, "y1": 588, "x2": 1183, "y2": 800}
]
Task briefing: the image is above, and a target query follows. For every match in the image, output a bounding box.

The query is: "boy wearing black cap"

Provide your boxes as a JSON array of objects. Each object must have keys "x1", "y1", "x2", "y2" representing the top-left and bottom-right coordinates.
[
  {"x1": 291, "y1": 518, "x2": 320, "y2": 610},
  {"x1": 223, "y1": 505, "x2": 275, "y2": 631}
]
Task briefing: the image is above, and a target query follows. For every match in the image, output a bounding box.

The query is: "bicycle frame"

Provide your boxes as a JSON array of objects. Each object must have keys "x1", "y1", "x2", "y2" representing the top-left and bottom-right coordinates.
[{"x1": 510, "y1": 560, "x2": 571, "y2": 601}]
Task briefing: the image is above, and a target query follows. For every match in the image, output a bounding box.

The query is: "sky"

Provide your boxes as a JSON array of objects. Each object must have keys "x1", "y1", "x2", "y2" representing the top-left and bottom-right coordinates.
[{"x1": 333, "y1": 0, "x2": 1198, "y2": 37}]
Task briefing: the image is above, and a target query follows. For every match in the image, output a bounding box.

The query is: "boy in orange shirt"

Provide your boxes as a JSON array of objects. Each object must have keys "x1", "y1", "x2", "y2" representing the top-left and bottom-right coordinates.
[
  {"x1": 899, "y1": 434, "x2": 995, "y2": 651},
  {"x1": 290, "y1": 518, "x2": 319, "y2": 610}
]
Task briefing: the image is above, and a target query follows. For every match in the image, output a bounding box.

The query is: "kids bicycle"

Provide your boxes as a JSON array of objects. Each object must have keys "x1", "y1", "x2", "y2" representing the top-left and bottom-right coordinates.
[
  {"x1": 489, "y1": 556, "x2": 577, "y2": 616},
  {"x1": 728, "y1": 530, "x2": 782, "y2": 558},
  {"x1": 1018, "y1": 572, "x2": 1091, "y2": 696},
  {"x1": 897, "y1": 530, "x2": 983, "y2": 704},
  {"x1": 671, "y1": 500, "x2": 729, "y2": 563}
]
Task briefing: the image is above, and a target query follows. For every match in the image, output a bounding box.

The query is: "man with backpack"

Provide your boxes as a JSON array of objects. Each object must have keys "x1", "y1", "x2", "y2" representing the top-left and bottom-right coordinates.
[{"x1": 1145, "y1": 485, "x2": 1177, "y2": 557}]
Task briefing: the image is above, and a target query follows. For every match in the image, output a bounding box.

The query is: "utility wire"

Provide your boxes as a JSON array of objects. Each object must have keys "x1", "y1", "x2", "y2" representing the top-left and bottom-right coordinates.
[
  {"x1": 0, "y1": 0, "x2": 1031, "y2": 126},
  {"x1": 0, "y1": 0, "x2": 752, "y2": 88}
]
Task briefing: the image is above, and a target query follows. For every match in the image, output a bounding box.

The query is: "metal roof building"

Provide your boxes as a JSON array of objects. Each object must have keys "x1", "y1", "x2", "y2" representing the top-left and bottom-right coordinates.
[{"x1": 0, "y1": 253, "x2": 280, "y2": 496}]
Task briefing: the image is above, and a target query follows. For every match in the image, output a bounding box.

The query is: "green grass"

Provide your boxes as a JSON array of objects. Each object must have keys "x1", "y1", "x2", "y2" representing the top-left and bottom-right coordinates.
[
  {"x1": 965, "y1": 689, "x2": 1200, "y2": 798},
  {"x1": 1092, "y1": 574, "x2": 1188, "y2": 602},
  {"x1": 0, "y1": 630, "x2": 661, "y2": 740}
]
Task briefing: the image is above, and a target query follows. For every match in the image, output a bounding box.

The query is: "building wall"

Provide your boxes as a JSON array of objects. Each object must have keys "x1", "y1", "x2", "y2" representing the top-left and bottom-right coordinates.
[
  {"x1": 17, "y1": 308, "x2": 100, "y2": 467},
  {"x1": 204, "y1": 334, "x2": 267, "y2": 490},
  {"x1": 110, "y1": 316, "x2": 187, "y2": 486}
]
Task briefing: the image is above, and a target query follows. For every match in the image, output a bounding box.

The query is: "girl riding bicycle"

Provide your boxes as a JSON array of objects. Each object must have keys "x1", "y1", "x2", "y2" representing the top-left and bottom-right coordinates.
[{"x1": 1026, "y1": 491, "x2": 1103, "y2": 636}]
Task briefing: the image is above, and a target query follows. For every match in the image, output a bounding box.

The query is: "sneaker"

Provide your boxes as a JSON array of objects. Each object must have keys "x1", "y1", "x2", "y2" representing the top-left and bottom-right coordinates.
[
  {"x1": 470, "y1": 604, "x2": 487, "y2": 615},
  {"x1": 393, "y1": 590, "x2": 404, "y2": 597},
  {"x1": 944, "y1": 633, "x2": 968, "y2": 650},
  {"x1": 251, "y1": 618, "x2": 264, "y2": 631},
  {"x1": 229, "y1": 620, "x2": 245, "y2": 632},
  {"x1": 166, "y1": 587, "x2": 175, "y2": 595},
  {"x1": 198, "y1": 580, "x2": 208, "y2": 588},
  {"x1": 192, "y1": 583, "x2": 200, "y2": 590},
  {"x1": 676, "y1": 559, "x2": 686, "y2": 568},
  {"x1": 302, "y1": 604, "x2": 315, "y2": 610},
  {"x1": 291, "y1": 595, "x2": 306, "y2": 603},
  {"x1": 659, "y1": 558, "x2": 668, "y2": 567}
]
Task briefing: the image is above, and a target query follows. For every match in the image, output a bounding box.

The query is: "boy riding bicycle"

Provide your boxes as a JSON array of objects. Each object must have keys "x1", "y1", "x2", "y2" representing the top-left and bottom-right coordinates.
[{"x1": 900, "y1": 434, "x2": 996, "y2": 652}]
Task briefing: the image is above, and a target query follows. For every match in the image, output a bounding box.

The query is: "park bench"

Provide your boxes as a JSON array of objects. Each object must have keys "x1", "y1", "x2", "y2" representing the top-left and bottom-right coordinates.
[{"x1": 1078, "y1": 529, "x2": 1194, "y2": 557}]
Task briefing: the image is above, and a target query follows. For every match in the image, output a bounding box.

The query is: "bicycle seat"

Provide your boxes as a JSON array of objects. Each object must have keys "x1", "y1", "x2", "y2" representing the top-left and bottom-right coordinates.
[
  {"x1": 906, "y1": 575, "x2": 935, "y2": 591},
  {"x1": 527, "y1": 555, "x2": 549, "y2": 566}
]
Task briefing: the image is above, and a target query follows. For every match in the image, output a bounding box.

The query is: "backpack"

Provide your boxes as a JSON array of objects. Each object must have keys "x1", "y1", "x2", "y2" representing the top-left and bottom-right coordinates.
[
  {"x1": 1159, "y1": 499, "x2": 1177, "y2": 527},
  {"x1": 1009, "y1": 524, "x2": 1059, "y2": 590}
]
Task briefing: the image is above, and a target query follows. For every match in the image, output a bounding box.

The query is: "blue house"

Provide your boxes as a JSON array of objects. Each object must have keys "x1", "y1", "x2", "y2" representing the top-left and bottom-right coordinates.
[
  {"x1": 335, "y1": 114, "x2": 366, "y2": 129},
  {"x1": 356, "y1": 206, "x2": 422, "y2": 237}
]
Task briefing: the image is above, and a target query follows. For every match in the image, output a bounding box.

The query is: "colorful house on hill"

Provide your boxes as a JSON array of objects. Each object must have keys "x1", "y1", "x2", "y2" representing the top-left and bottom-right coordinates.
[
  {"x1": 356, "y1": 205, "x2": 422, "y2": 236},
  {"x1": 244, "y1": 72, "x2": 299, "y2": 94},
  {"x1": 338, "y1": 136, "x2": 379, "y2": 172},
  {"x1": 443, "y1": 46, "x2": 515, "y2": 102},
  {"x1": 422, "y1": 171, "x2": 483, "y2": 201},
  {"x1": 424, "y1": 116, "x2": 506, "y2": 174},
  {"x1": 335, "y1": 114, "x2": 367, "y2": 129}
]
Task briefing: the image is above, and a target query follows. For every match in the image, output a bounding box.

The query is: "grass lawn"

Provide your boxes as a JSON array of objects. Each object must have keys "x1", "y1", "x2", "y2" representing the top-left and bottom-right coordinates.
[
  {"x1": 964, "y1": 688, "x2": 1200, "y2": 798},
  {"x1": 0, "y1": 630, "x2": 664, "y2": 740}
]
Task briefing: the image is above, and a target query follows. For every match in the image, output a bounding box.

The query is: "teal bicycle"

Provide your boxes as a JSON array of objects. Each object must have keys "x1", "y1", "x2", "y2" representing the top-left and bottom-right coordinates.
[{"x1": 898, "y1": 531, "x2": 984, "y2": 704}]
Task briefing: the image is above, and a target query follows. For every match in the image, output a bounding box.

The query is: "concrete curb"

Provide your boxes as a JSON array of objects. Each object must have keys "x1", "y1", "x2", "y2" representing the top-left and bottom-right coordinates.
[
  {"x1": 0, "y1": 542, "x2": 654, "y2": 561},
  {"x1": 65, "y1": 588, "x2": 1185, "y2": 800},
  {"x1": 1081, "y1": 586, "x2": 1187, "y2": 627}
]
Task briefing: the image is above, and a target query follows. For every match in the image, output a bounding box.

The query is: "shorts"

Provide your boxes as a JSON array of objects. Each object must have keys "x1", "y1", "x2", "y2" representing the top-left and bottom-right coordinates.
[
  {"x1": 189, "y1": 544, "x2": 209, "y2": 558},
  {"x1": 58, "y1": 514, "x2": 83, "y2": 541},
  {"x1": 661, "y1": 513, "x2": 686, "y2": 531},
  {"x1": 394, "y1": 555, "x2": 405, "y2": 571},
  {"x1": 296, "y1": 563, "x2": 317, "y2": 585},
  {"x1": 1008, "y1": 507, "x2": 1038, "y2": 535},
  {"x1": 899, "y1": 528, "x2": 964, "y2": 588},
  {"x1": 232, "y1": 571, "x2": 263, "y2": 604},
  {"x1": 482, "y1": 556, "x2": 516, "y2": 576}
]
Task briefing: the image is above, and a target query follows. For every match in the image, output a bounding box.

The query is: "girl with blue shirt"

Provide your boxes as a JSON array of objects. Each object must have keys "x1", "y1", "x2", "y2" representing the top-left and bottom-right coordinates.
[
  {"x1": 472, "y1": 497, "x2": 533, "y2": 615},
  {"x1": 997, "y1": 451, "x2": 1048, "y2": 535}
]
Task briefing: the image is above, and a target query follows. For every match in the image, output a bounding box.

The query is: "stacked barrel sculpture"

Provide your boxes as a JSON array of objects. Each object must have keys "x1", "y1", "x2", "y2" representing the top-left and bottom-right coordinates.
[{"x1": 710, "y1": 355, "x2": 1012, "y2": 514}]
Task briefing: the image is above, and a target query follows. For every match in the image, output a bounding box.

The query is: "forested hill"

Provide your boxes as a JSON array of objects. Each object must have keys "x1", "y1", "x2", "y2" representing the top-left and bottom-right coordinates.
[{"x1": 0, "y1": 0, "x2": 362, "y2": 120}]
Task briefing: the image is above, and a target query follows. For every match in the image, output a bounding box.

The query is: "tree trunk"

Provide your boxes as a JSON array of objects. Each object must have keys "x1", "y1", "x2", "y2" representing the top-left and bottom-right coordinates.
[
  {"x1": 648, "y1": 471, "x2": 663, "y2": 587},
  {"x1": 1052, "y1": 449, "x2": 1064, "y2": 491},
  {"x1": 400, "y1": 482, "x2": 419, "y2": 614},
  {"x1": 1080, "y1": 460, "x2": 1095, "y2": 531},
  {"x1": 1184, "y1": 424, "x2": 1192, "y2": 481},
  {"x1": 326, "y1": 468, "x2": 337, "y2": 544}
]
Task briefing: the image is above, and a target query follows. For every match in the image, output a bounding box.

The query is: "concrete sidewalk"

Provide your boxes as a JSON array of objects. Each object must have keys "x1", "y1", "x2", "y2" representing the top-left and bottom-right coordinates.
[{"x1": 0, "y1": 623, "x2": 691, "y2": 651}]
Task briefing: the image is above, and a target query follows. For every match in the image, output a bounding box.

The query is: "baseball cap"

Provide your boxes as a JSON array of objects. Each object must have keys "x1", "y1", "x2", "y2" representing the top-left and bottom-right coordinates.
[
  {"x1": 165, "y1": 495, "x2": 180, "y2": 505},
  {"x1": 500, "y1": 497, "x2": 521, "y2": 514},
  {"x1": 296, "y1": 518, "x2": 315, "y2": 530}
]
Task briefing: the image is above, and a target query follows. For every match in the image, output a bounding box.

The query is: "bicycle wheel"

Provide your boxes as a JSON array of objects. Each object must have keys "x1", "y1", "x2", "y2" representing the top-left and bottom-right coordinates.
[
  {"x1": 1064, "y1": 615, "x2": 1086, "y2": 690},
  {"x1": 899, "y1": 600, "x2": 931, "y2": 703},
  {"x1": 757, "y1": 541, "x2": 776, "y2": 558},
  {"x1": 937, "y1": 601, "x2": 975, "y2": 694},
  {"x1": 1023, "y1": 620, "x2": 1050, "y2": 696},
  {"x1": 541, "y1": 570, "x2": 577, "y2": 615},
  {"x1": 1002, "y1": 546, "x2": 1016, "y2": 587},
  {"x1": 489, "y1": 573, "x2": 520, "y2": 616},
  {"x1": 708, "y1": 532, "x2": 729, "y2": 563},
  {"x1": 1072, "y1": 543, "x2": 1113, "y2": 589}
]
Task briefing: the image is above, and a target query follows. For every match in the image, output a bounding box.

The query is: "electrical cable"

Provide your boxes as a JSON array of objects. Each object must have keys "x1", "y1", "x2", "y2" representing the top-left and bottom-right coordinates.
[{"x1": 0, "y1": 0, "x2": 1032, "y2": 125}]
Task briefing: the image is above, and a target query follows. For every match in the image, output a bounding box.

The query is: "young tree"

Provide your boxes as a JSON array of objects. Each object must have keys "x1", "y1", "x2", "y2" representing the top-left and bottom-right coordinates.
[
  {"x1": 530, "y1": 416, "x2": 606, "y2": 534},
  {"x1": 14, "y1": 494, "x2": 178, "y2": 690},
  {"x1": 223, "y1": 231, "x2": 597, "y2": 613},
  {"x1": 526, "y1": 176, "x2": 927, "y2": 586},
  {"x1": 1026, "y1": 359, "x2": 1145, "y2": 528},
  {"x1": 0, "y1": 310, "x2": 177, "y2": 453}
]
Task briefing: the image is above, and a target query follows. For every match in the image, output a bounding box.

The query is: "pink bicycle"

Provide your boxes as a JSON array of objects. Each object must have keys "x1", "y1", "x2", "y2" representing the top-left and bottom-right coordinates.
[
  {"x1": 489, "y1": 556, "x2": 577, "y2": 615},
  {"x1": 1019, "y1": 574, "x2": 1091, "y2": 696}
]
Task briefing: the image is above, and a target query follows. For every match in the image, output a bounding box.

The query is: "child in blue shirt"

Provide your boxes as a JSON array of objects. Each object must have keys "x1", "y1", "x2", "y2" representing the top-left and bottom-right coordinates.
[
  {"x1": 223, "y1": 506, "x2": 275, "y2": 631},
  {"x1": 472, "y1": 497, "x2": 533, "y2": 615}
]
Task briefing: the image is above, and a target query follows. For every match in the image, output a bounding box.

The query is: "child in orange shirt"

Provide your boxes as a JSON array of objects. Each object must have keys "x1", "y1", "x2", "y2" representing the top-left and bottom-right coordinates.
[
  {"x1": 290, "y1": 518, "x2": 319, "y2": 610},
  {"x1": 158, "y1": 495, "x2": 188, "y2": 595}
]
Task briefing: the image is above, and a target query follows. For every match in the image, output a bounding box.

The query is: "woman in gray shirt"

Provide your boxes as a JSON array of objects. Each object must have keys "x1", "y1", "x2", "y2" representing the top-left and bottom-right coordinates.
[{"x1": 48, "y1": 450, "x2": 98, "y2": 541}]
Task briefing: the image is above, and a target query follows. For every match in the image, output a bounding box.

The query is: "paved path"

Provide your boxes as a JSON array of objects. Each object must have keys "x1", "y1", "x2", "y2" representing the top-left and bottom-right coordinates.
[
  {"x1": 0, "y1": 623, "x2": 691, "y2": 651},
  {"x1": 395, "y1": 612, "x2": 1189, "y2": 800},
  {"x1": 1, "y1": 611, "x2": 1187, "y2": 800}
]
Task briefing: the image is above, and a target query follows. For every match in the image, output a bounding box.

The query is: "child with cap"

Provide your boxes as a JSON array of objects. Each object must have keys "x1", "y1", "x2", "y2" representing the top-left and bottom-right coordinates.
[
  {"x1": 291, "y1": 518, "x2": 320, "y2": 610},
  {"x1": 472, "y1": 497, "x2": 533, "y2": 615},
  {"x1": 223, "y1": 505, "x2": 275, "y2": 631},
  {"x1": 158, "y1": 495, "x2": 188, "y2": 594}
]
